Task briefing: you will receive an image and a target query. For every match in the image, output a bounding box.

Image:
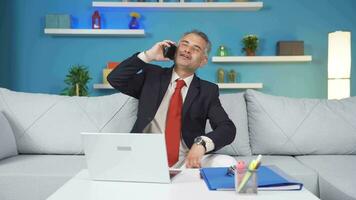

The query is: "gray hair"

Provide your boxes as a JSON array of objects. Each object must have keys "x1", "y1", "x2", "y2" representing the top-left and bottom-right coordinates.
[{"x1": 182, "y1": 30, "x2": 211, "y2": 56}]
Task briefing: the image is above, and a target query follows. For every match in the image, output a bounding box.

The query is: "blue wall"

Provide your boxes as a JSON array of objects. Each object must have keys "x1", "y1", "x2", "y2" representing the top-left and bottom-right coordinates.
[
  {"x1": 0, "y1": 0, "x2": 355, "y2": 97},
  {"x1": 0, "y1": 2, "x2": 12, "y2": 88}
]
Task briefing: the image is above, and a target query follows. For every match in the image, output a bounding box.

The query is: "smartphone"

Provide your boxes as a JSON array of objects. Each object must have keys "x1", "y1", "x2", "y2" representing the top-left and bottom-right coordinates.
[{"x1": 163, "y1": 44, "x2": 177, "y2": 60}]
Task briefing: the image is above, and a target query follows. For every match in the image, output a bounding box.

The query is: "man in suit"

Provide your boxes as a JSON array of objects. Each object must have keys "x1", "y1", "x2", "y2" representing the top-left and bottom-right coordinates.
[{"x1": 108, "y1": 30, "x2": 236, "y2": 168}]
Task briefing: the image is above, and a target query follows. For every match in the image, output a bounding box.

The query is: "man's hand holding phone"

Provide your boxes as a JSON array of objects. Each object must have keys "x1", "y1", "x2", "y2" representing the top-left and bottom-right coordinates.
[{"x1": 144, "y1": 40, "x2": 176, "y2": 62}]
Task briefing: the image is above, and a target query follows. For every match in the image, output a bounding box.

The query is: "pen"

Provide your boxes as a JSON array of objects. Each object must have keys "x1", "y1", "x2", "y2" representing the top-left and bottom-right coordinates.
[{"x1": 236, "y1": 161, "x2": 246, "y2": 187}]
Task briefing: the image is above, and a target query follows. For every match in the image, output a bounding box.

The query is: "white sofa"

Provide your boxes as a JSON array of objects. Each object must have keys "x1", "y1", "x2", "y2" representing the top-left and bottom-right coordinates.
[{"x1": 0, "y1": 87, "x2": 355, "y2": 200}]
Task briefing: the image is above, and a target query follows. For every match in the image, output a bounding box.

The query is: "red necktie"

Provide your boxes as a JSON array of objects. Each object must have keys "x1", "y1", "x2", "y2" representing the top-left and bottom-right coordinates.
[{"x1": 165, "y1": 79, "x2": 186, "y2": 167}]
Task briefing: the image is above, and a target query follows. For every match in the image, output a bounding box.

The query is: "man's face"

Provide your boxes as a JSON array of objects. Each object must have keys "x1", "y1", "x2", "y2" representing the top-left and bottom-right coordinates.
[{"x1": 174, "y1": 33, "x2": 208, "y2": 72}]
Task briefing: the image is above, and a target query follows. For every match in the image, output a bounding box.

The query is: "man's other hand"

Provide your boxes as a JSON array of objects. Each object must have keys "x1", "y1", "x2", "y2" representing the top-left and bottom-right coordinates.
[{"x1": 185, "y1": 144, "x2": 206, "y2": 168}]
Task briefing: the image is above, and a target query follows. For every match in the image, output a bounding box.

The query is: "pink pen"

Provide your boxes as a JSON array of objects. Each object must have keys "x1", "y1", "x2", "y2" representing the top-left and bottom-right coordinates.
[{"x1": 237, "y1": 161, "x2": 246, "y2": 183}]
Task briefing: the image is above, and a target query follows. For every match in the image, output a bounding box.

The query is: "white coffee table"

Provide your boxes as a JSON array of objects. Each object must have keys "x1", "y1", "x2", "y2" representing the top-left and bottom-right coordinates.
[{"x1": 47, "y1": 169, "x2": 320, "y2": 200}]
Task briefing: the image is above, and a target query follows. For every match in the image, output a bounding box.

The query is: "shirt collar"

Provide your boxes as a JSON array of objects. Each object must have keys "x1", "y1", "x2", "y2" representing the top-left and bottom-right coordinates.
[{"x1": 171, "y1": 69, "x2": 194, "y2": 88}]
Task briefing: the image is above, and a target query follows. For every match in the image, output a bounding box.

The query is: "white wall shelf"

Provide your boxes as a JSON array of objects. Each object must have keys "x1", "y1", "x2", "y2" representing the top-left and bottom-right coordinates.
[
  {"x1": 92, "y1": 2, "x2": 263, "y2": 11},
  {"x1": 44, "y1": 28, "x2": 145, "y2": 36},
  {"x1": 212, "y1": 55, "x2": 312, "y2": 63},
  {"x1": 94, "y1": 83, "x2": 263, "y2": 90}
]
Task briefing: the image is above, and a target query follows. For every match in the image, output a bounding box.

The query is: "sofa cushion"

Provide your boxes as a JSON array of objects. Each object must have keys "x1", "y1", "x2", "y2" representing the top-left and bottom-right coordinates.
[
  {"x1": 0, "y1": 111, "x2": 18, "y2": 160},
  {"x1": 233, "y1": 155, "x2": 319, "y2": 196},
  {"x1": 0, "y1": 88, "x2": 138, "y2": 154},
  {"x1": 206, "y1": 93, "x2": 251, "y2": 156},
  {"x1": 0, "y1": 155, "x2": 86, "y2": 200},
  {"x1": 245, "y1": 89, "x2": 356, "y2": 155},
  {"x1": 296, "y1": 155, "x2": 356, "y2": 200}
]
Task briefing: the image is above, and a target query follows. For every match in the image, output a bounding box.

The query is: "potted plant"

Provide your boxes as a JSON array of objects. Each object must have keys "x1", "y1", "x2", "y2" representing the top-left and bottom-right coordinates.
[
  {"x1": 62, "y1": 65, "x2": 91, "y2": 96},
  {"x1": 241, "y1": 34, "x2": 259, "y2": 56}
]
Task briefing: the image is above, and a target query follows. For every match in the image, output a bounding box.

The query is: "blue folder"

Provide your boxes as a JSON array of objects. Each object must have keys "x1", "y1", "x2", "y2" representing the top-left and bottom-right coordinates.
[{"x1": 200, "y1": 165, "x2": 303, "y2": 191}]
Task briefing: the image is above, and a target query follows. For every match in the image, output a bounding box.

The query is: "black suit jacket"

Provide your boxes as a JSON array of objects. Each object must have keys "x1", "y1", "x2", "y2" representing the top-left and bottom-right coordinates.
[{"x1": 107, "y1": 53, "x2": 236, "y2": 151}]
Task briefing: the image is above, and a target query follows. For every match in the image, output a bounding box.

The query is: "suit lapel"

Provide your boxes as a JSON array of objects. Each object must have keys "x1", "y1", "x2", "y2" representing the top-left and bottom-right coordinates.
[
  {"x1": 157, "y1": 67, "x2": 173, "y2": 109},
  {"x1": 183, "y1": 75, "x2": 200, "y2": 118}
]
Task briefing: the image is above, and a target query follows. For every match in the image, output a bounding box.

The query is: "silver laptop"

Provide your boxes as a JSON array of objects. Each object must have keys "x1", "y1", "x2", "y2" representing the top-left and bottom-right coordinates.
[{"x1": 81, "y1": 132, "x2": 181, "y2": 183}]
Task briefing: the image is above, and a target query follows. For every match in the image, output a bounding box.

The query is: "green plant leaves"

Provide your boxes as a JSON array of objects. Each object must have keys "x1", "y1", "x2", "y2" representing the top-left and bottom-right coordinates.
[
  {"x1": 61, "y1": 65, "x2": 92, "y2": 96},
  {"x1": 241, "y1": 35, "x2": 259, "y2": 52}
]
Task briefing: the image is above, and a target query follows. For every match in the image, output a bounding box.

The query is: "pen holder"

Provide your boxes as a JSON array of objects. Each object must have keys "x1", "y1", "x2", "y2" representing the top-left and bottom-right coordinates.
[{"x1": 236, "y1": 169, "x2": 258, "y2": 194}]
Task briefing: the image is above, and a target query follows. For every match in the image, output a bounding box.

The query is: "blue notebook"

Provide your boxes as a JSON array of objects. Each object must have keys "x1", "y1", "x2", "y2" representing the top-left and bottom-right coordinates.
[{"x1": 200, "y1": 165, "x2": 303, "y2": 191}]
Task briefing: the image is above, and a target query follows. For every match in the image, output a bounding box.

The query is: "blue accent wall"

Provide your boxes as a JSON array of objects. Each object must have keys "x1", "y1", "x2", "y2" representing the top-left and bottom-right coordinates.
[
  {"x1": 0, "y1": 2, "x2": 12, "y2": 88},
  {"x1": 0, "y1": 0, "x2": 355, "y2": 97}
]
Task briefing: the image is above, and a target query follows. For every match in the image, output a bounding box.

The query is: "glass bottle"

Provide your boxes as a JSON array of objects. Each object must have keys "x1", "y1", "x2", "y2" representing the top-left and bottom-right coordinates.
[
  {"x1": 217, "y1": 45, "x2": 228, "y2": 56},
  {"x1": 92, "y1": 10, "x2": 101, "y2": 29}
]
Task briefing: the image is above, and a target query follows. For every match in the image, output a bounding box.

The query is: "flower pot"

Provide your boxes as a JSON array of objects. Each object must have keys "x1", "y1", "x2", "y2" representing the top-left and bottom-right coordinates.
[{"x1": 246, "y1": 48, "x2": 256, "y2": 56}]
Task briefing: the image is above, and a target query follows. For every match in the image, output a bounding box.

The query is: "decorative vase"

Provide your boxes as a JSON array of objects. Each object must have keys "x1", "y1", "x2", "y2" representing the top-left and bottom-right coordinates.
[
  {"x1": 129, "y1": 17, "x2": 139, "y2": 29},
  {"x1": 217, "y1": 45, "x2": 228, "y2": 56},
  {"x1": 228, "y1": 70, "x2": 237, "y2": 83},
  {"x1": 217, "y1": 68, "x2": 225, "y2": 83},
  {"x1": 246, "y1": 48, "x2": 256, "y2": 56},
  {"x1": 92, "y1": 10, "x2": 101, "y2": 29}
]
